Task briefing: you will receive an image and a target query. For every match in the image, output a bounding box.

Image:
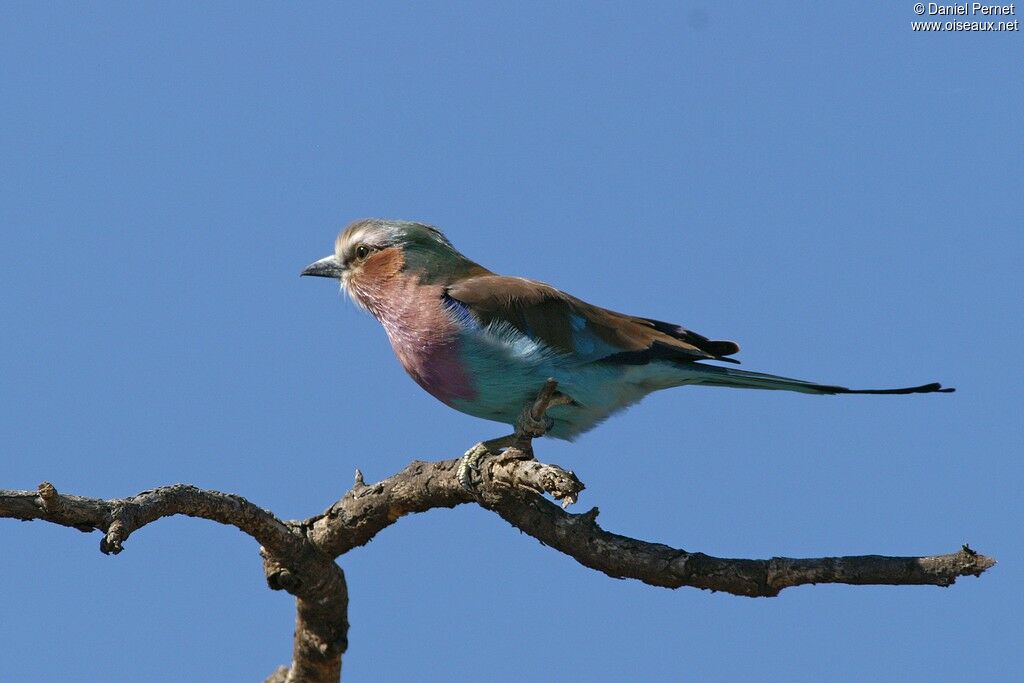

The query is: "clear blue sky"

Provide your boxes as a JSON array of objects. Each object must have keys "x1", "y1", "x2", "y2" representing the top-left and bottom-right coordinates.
[{"x1": 2, "y1": 3, "x2": 1020, "y2": 681}]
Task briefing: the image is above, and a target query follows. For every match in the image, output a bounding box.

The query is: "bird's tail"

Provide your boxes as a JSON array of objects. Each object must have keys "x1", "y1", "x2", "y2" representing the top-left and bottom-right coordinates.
[{"x1": 680, "y1": 364, "x2": 954, "y2": 395}]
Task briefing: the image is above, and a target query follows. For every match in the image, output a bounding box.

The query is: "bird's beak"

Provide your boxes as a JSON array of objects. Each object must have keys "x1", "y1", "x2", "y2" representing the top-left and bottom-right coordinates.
[{"x1": 301, "y1": 255, "x2": 346, "y2": 279}]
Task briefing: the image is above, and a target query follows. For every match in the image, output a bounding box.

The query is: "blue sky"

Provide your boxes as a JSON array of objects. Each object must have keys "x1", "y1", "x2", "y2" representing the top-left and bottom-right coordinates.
[{"x1": 2, "y1": 3, "x2": 1021, "y2": 681}]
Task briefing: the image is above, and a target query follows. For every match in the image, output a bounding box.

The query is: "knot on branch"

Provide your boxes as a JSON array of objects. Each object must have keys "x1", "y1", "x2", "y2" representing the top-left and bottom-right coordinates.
[
  {"x1": 262, "y1": 552, "x2": 303, "y2": 592},
  {"x1": 37, "y1": 481, "x2": 61, "y2": 512},
  {"x1": 949, "y1": 544, "x2": 996, "y2": 579},
  {"x1": 485, "y1": 451, "x2": 585, "y2": 508}
]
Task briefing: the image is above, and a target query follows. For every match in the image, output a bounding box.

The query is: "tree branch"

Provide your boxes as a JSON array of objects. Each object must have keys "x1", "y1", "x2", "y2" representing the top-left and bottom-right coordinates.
[
  {"x1": 0, "y1": 482, "x2": 347, "y2": 683},
  {"x1": 1, "y1": 448, "x2": 997, "y2": 682},
  {"x1": 300, "y1": 455, "x2": 995, "y2": 596}
]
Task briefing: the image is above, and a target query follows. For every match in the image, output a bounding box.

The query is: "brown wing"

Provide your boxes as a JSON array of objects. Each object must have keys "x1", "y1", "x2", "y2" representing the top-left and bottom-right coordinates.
[{"x1": 445, "y1": 275, "x2": 740, "y2": 365}]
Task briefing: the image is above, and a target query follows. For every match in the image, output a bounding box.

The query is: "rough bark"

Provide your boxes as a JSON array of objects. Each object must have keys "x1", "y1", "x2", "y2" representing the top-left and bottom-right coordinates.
[{"x1": 1, "y1": 456, "x2": 996, "y2": 682}]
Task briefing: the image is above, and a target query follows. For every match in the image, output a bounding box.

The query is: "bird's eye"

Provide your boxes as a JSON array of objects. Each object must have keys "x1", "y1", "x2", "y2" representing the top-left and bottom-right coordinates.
[{"x1": 355, "y1": 245, "x2": 370, "y2": 260}]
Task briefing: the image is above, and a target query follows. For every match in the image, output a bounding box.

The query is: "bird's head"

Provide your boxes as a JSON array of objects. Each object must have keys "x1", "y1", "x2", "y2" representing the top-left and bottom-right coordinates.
[{"x1": 302, "y1": 218, "x2": 486, "y2": 310}]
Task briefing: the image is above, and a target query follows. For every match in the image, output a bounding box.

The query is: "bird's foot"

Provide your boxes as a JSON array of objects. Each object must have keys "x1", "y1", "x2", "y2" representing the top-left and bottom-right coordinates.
[
  {"x1": 459, "y1": 442, "x2": 583, "y2": 507},
  {"x1": 513, "y1": 378, "x2": 571, "y2": 444},
  {"x1": 515, "y1": 409, "x2": 553, "y2": 442},
  {"x1": 494, "y1": 444, "x2": 537, "y2": 466},
  {"x1": 458, "y1": 435, "x2": 516, "y2": 491},
  {"x1": 459, "y1": 380, "x2": 573, "y2": 492},
  {"x1": 457, "y1": 443, "x2": 489, "y2": 490}
]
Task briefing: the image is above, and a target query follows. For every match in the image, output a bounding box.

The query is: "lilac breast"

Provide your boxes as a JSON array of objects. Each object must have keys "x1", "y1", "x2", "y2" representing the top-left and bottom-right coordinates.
[
  {"x1": 395, "y1": 339, "x2": 477, "y2": 404},
  {"x1": 361, "y1": 277, "x2": 477, "y2": 405}
]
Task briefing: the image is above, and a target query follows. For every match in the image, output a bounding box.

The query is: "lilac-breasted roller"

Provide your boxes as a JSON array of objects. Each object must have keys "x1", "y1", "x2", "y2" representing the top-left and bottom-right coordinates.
[{"x1": 302, "y1": 219, "x2": 952, "y2": 449}]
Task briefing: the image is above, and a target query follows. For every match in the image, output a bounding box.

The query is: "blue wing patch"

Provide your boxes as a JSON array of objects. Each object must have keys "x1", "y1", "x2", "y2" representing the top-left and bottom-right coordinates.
[{"x1": 442, "y1": 291, "x2": 479, "y2": 329}]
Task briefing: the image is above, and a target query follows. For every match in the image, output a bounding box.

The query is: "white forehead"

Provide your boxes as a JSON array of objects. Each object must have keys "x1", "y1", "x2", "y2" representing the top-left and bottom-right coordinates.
[
  {"x1": 335, "y1": 219, "x2": 452, "y2": 253},
  {"x1": 339, "y1": 224, "x2": 367, "y2": 248},
  {"x1": 336, "y1": 220, "x2": 400, "y2": 252}
]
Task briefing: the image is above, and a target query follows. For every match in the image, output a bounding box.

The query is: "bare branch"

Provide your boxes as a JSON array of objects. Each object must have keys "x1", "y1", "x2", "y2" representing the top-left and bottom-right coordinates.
[
  {"x1": 1, "y1": 438, "x2": 997, "y2": 683},
  {"x1": 478, "y1": 490, "x2": 995, "y2": 595},
  {"x1": 303, "y1": 454, "x2": 583, "y2": 556},
  {"x1": 0, "y1": 482, "x2": 347, "y2": 683},
  {"x1": 263, "y1": 552, "x2": 347, "y2": 683},
  {"x1": 1, "y1": 482, "x2": 298, "y2": 555},
  {"x1": 302, "y1": 455, "x2": 995, "y2": 596}
]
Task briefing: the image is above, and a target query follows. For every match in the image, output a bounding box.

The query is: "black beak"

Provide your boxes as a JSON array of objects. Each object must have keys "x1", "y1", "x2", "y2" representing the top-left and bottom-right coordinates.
[{"x1": 301, "y1": 255, "x2": 345, "y2": 279}]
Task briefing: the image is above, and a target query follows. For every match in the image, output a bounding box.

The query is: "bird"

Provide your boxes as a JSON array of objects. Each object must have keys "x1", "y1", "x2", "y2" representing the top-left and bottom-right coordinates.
[{"x1": 302, "y1": 218, "x2": 952, "y2": 463}]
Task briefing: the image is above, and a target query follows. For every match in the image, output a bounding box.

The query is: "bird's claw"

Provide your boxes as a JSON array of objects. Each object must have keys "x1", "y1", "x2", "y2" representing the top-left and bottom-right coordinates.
[
  {"x1": 458, "y1": 436, "x2": 536, "y2": 491},
  {"x1": 458, "y1": 442, "x2": 498, "y2": 491}
]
